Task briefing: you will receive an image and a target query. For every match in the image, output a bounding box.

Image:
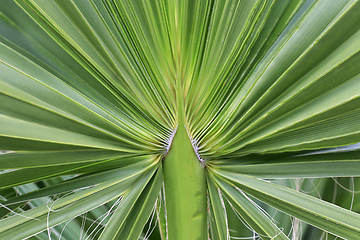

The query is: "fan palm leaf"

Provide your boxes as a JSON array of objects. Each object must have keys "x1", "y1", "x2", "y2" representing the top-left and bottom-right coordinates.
[{"x1": 0, "y1": 0, "x2": 360, "y2": 239}]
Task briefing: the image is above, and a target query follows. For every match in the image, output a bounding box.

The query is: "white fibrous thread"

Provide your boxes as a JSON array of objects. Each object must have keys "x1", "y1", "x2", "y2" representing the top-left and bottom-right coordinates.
[
  {"x1": 164, "y1": 124, "x2": 206, "y2": 165},
  {"x1": 191, "y1": 138, "x2": 206, "y2": 165},
  {"x1": 186, "y1": 126, "x2": 206, "y2": 165},
  {"x1": 164, "y1": 124, "x2": 178, "y2": 156}
]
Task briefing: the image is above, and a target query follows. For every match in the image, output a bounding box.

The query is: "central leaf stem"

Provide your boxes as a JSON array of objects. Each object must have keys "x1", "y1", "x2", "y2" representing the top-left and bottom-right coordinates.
[{"x1": 163, "y1": 121, "x2": 207, "y2": 240}]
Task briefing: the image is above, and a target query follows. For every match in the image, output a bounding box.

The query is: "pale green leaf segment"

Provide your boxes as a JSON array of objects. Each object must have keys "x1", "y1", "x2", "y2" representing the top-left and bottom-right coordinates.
[{"x1": 0, "y1": 0, "x2": 360, "y2": 239}]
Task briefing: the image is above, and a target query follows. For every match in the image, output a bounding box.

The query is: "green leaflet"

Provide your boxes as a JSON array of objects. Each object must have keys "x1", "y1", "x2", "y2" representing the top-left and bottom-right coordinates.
[
  {"x1": 98, "y1": 165, "x2": 162, "y2": 239},
  {"x1": 3, "y1": 157, "x2": 156, "y2": 205},
  {"x1": 212, "y1": 148, "x2": 360, "y2": 178},
  {"x1": 211, "y1": 173, "x2": 289, "y2": 240},
  {"x1": 207, "y1": 176, "x2": 229, "y2": 240},
  {"x1": 213, "y1": 168, "x2": 360, "y2": 240},
  {"x1": 0, "y1": 166, "x2": 158, "y2": 238}
]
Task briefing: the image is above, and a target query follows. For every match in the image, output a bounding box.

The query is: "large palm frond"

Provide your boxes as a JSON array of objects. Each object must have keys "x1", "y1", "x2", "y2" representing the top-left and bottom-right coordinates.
[{"x1": 1, "y1": 0, "x2": 360, "y2": 239}]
